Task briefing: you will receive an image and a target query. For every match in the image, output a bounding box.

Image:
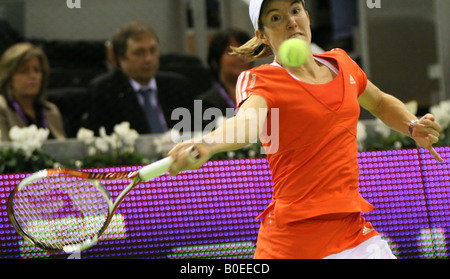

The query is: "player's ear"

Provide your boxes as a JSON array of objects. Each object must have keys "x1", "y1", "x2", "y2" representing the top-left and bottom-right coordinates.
[{"x1": 255, "y1": 30, "x2": 269, "y2": 45}]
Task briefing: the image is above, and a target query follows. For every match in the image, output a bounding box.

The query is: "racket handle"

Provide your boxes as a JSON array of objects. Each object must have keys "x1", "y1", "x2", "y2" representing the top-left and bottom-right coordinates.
[
  {"x1": 138, "y1": 146, "x2": 200, "y2": 181},
  {"x1": 138, "y1": 157, "x2": 173, "y2": 181}
]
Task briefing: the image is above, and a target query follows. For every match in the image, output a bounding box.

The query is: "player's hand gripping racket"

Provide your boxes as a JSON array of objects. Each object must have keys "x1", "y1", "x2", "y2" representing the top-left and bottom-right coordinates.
[{"x1": 7, "y1": 147, "x2": 199, "y2": 253}]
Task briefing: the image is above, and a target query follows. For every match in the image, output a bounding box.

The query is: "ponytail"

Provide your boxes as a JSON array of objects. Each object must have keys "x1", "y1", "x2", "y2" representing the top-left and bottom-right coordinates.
[{"x1": 229, "y1": 36, "x2": 273, "y2": 61}]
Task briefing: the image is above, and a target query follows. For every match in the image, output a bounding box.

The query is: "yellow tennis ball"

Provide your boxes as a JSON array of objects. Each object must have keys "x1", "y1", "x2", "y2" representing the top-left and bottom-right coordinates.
[{"x1": 278, "y1": 38, "x2": 310, "y2": 67}]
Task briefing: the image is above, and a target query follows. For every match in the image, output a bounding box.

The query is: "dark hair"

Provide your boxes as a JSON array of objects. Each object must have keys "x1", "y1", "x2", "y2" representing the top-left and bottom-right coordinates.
[
  {"x1": 207, "y1": 29, "x2": 251, "y2": 80},
  {"x1": 112, "y1": 21, "x2": 159, "y2": 61}
]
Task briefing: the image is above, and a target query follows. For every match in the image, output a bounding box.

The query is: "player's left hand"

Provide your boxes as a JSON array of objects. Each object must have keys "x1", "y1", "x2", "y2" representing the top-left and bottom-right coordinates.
[{"x1": 411, "y1": 114, "x2": 444, "y2": 163}]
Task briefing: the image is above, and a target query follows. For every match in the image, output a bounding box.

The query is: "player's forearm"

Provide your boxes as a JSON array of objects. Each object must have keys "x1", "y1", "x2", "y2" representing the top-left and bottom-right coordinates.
[
  {"x1": 200, "y1": 111, "x2": 263, "y2": 156},
  {"x1": 371, "y1": 92, "x2": 418, "y2": 136}
]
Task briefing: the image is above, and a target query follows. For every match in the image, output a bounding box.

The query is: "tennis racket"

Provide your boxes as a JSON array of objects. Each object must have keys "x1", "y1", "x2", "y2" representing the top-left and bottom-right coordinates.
[{"x1": 7, "y1": 147, "x2": 199, "y2": 253}]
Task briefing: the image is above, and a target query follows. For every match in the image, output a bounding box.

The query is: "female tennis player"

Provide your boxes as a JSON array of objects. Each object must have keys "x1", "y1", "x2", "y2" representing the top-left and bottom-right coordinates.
[{"x1": 168, "y1": 0, "x2": 443, "y2": 259}]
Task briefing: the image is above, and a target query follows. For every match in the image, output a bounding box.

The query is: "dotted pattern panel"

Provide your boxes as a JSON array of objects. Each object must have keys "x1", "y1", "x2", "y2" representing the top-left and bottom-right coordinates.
[{"x1": 1, "y1": 149, "x2": 449, "y2": 259}]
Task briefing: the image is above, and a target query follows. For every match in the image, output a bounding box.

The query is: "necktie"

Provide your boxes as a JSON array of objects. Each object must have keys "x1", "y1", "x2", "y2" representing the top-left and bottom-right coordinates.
[{"x1": 138, "y1": 89, "x2": 168, "y2": 134}]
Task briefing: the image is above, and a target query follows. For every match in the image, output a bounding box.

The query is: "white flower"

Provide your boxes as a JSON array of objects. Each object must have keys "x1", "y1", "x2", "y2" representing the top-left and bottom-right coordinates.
[
  {"x1": 374, "y1": 119, "x2": 391, "y2": 138},
  {"x1": 99, "y1": 126, "x2": 120, "y2": 151},
  {"x1": 9, "y1": 125, "x2": 49, "y2": 157},
  {"x1": 170, "y1": 129, "x2": 181, "y2": 144},
  {"x1": 113, "y1": 122, "x2": 139, "y2": 152},
  {"x1": 227, "y1": 151, "x2": 235, "y2": 158},
  {"x1": 99, "y1": 126, "x2": 107, "y2": 139},
  {"x1": 248, "y1": 150, "x2": 256, "y2": 158},
  {"x1": 153, "y1": 129, "x2": 181, "y2": 155},
  {"x1": 357, "y1": 121, "x2": 367, "y2": 151},
  {"x1": 113, "y1": 122, "x2": 132, "y2": 137},
  {"x1": 74, "y1": 160, "x2": 83, "y2": 169},
  {"x1": 36, "y1": 127, "x2": 50, "y2": 142},
  {"x1": 405, "y1": 100, "x2": 418, "y2": 115},
  {"x1": 76, "y1": 127, "x2": 95, "y2": 145},
  {"x1": 357, "y1": 121, "x2": 367, "y2": 142},
  {"x1": 94, "y1": 137, "x2": 109, "y2": 153},
  {"x1": 88, "y1": 146, "x2": 97, "y2": 156},
  {"x1": 430, "y1": 100, "x2": 450, "y2": 131},
  {"x1": 76, "y1": 122, "x2": 141, "y2": 155}
]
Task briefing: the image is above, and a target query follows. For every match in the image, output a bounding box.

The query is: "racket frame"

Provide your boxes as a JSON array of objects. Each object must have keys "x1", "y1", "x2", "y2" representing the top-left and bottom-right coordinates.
[{"x1": 7, "y1": 156, "x2": 174, "y2": 253}]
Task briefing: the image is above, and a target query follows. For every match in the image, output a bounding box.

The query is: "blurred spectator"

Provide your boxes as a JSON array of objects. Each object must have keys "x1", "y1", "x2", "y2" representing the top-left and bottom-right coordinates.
[
  {"x1": 0, "y1": 43, "x2": 66, "y2": 142},
  {"x1": 327, "y1": 0, "x2": 358, "y2": 52},
  {"x1": 199, "y1": 29, "x2": 252, "y2": 121},
  {"x1": 85, "y1": 21, "x2": 195, "y2": 135}
]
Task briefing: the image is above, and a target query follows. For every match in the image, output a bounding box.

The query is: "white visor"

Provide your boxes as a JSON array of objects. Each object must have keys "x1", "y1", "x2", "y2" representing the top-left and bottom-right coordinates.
[
  {"x1": 249, "y1": 0, "x2": 305, "y2": 30},
  {"x1": 249, "y1": 0, "x2": 264, "y2": 30}
]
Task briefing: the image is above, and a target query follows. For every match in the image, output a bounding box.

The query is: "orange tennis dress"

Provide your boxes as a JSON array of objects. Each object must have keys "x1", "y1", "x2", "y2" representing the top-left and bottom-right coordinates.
[{"x1": 236, "y1": 49, "x2": 379, "y2": 259}]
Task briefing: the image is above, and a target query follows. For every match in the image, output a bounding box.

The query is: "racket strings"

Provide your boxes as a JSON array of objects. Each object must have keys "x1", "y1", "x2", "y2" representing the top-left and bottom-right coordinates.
[{"x1": 11, "y1": 175, "x2": 110, "y2": 250}]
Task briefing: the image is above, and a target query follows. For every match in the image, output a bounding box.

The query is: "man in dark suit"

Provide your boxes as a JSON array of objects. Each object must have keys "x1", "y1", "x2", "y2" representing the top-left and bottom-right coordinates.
[{"x1": 85, "y1": 21, "x2": 195, "y2": 135}]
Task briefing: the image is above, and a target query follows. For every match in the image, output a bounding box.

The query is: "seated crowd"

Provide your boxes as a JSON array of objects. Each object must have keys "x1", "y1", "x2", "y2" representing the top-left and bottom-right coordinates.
[{"x1": 0, "y1": 20, "x2": 252, "y2": 142}]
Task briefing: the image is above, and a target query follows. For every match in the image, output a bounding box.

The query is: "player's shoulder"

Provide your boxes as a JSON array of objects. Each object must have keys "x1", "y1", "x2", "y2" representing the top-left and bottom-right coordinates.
[
  {"x1": 239, "y1": 63, "x2": 284, "y2": 81},
  {"x1": 318, "y1": 48, "x2": 359, "y2": 65},
  {"x1": 253, "y1": 63, "x2": 284, "y2": 73},
  {"x1": 318, "y1": 48, "x2": 350, "y2": 59}
]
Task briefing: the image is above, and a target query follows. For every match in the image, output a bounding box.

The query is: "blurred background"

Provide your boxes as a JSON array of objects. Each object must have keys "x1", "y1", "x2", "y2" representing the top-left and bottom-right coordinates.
[
  {"x1": 0, "y1": 0, "x2": 449, "y2": 260},
  {"x1": 1, "y1": 0, "x2": 448, "y2": 120}
]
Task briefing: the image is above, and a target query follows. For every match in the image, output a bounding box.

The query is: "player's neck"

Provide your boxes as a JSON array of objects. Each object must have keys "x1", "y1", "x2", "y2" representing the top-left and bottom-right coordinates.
[
  {"x1": 284, "y1": 57, "x2": 335, "y2": 85},
  {"x1": 283, "y1": 56, "x2": 318, "y2": 76}
]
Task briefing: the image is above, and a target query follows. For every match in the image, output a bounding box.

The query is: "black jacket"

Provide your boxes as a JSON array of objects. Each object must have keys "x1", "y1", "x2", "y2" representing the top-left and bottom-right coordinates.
[{"x1": 85, "y1": 69, "x2": 195, "y2": 135}]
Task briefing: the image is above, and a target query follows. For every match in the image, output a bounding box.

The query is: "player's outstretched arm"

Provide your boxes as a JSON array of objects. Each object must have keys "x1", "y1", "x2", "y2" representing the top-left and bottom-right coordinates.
[
  {"x1": 168, "y1": 95, "x2": 268, "y2": 176},
  {"x1": 359, "y1": 80, "x2": 443, "y2": 163}
]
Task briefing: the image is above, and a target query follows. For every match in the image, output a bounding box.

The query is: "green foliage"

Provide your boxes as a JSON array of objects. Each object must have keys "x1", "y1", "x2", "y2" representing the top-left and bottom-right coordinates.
[
  {"x1": 0, "y1": 147, "x2": 58, "y2": 174},
  {"x1": 365, "y1": 132, "x2": 417, "y2": 151}
]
